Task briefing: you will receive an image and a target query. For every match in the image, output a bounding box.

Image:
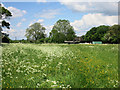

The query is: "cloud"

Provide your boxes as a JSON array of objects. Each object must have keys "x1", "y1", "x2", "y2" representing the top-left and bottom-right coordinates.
[
  {"x1": 1, "y1": 3, "x2": 5, "y2": 7},
  {"x1": 59, "y1": 2, "x2": 118, "y2": 16},
  {"x1": 36, "y1": 0, "x2": 47, "y2": 2},
  {"x1": 71, "y1": 13, "x2": 118, "y2": 36},
  {"x1": 7, "y1": 7, "x2": 27, "y2": 18},
  {"x1": 15, "y1": 18, "x2": 26, "y2": 28},
  {"x1": 17, "y1": 22, "x2": 22, "y2": 27},
  {"x1": 29, "y1": 19, "x2": 45, "y2": 27},
  {"x1": 2, "y1": 27, "x2": 26, "y2": 40},
  {"x1": 8, "y1": 29, "x2": 26, "y2": 40},
  {"x1": 2, "y1": 28, "x2": 15, "y2": 34},
  {"x1": 35, "y1": 9, "x2": 60, "y2": 19},
  {"x1": 37, "y1": 19, "x2": 44, "y2": 23}
]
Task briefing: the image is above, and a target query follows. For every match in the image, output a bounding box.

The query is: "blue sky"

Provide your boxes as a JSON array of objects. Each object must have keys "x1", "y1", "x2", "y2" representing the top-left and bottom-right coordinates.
[{"x1": 2, "y1": 1, "x2": 118, "y2": 40}]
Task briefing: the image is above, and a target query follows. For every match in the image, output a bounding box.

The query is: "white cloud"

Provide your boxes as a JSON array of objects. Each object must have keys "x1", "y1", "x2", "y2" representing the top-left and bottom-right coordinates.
[
  {"x1": 1, "y1": 3, "x2": 5, "y2": 7},
  {"x1": 37, "y1": 19, "x2": 44, "y2": 23},
  {"x1": 29, "y1": 19, "x2": 45, "y2": 27},
  {"x1": 36, "y1": 0, "x2": 47, "y2": 2},
  {"x1": 8, "y1": 28, "x2": 26, "y2": 40},
  {"x1": 2, "y1": 28, "x2": 15, "y2": 34},
  {"x1": 59, "y1": 2, "x2": 118, "y2": 16},
  {"x1": 7, "y1": 7, "x2": 27, "y2": 18},
  {"x1": 35, "y1": 9, "x2": 60, "y2": 19},
  {"x1": 17, "y1": 22, "x2": 22, "y2": 27},
  {"x1": 71, "y1": 13, "x2": 118, "y2": 36},
  {"x1": 22, "y1": 10, "x2": 27, "y2": 14}
]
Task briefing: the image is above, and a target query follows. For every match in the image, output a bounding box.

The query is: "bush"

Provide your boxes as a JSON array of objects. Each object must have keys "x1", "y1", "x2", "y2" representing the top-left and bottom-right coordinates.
[
  {"x1": 11, "y1": 40, "x2": 20, "y2": 43},
  {"x1": 45, "y1": 37, "x2": 50, "y2": 43},
  {"x1": 36, "y1": 38, "x2": 45, "y2": 43}
]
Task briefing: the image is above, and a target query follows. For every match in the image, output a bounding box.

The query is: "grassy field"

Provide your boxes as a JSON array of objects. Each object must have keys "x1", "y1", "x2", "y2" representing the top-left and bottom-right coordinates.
[{"x1": 1, "y1": 43, "x2": 119, "y2": 88}]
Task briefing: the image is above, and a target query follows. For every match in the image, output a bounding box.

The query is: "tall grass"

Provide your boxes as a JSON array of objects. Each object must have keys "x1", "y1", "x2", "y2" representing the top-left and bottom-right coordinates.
[{"x1": 2, "y1": 43, "x2": 118, "y2": 88}]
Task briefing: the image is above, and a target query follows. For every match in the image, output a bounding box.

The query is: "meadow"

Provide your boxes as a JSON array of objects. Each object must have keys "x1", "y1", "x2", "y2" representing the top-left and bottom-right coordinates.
[{"x1": 1, "y1": 43, "x2": 119, "y2": 88}]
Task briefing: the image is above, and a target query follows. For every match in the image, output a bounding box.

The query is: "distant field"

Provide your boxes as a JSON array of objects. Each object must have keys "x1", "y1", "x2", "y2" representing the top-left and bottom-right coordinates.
[{"x1": 1, "y1": 43, "x2": 119, "y2": 88}]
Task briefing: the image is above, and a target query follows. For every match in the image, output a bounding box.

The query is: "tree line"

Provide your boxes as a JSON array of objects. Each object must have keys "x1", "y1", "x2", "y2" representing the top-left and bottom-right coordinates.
[
  {"x1": 25, "y1": 19, "x2": 76, "y2": 43},
  {"x1": 82, "y1": 25, "x2": 120, "y2": 43},
  {"x1": 11, "y1": 22, "x2": 120, "y2": 44}
]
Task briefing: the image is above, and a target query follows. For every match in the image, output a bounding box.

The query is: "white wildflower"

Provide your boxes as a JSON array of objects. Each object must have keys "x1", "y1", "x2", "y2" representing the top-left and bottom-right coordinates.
[{"x1": 52, "y1": 81, "x2": 57, "y2": 84}]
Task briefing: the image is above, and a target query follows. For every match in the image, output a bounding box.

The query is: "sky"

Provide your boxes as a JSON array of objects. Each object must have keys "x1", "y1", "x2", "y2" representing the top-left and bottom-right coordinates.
[{"x1": 1, "y1": 1, "x2": 118, "y2": 40}]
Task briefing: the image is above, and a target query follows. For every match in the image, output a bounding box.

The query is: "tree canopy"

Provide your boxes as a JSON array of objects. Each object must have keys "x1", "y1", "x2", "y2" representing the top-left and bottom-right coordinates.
[
  {"x1": 82, "y1": 24, "x2": 120, "y2": 43},
  {"x1": 84, "y1": 25, "x2": 110, "y2": 42},
  {"x1": 0, "y1": 4, "x2": 12, "y2": 29},
  {"x1": 49, "y1": 19, "x2": 76, "y2": 43},
  {"x1": 0, "y1": 4, "x2": 12, "y2": 43},
  {"x1": 25, "y1": 23, "x2": 46, "y2": 42},
  {"x1": 102, "y1": 25, "x2": 120, "y2": 43}
]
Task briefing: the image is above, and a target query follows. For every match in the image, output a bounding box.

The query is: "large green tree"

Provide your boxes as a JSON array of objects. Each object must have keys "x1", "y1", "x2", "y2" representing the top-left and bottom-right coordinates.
[
  {"x1": 25, "y1": 23, "x2": 46, "y2": 42},
  {"x1": 84, "y1": 25, "x2": 110, "y2": 41},
  {"x1": 50, "y1": 19, "x2": 76, "y2": 43},
  {"x1": 50, "y1": 29, "x2": 65, "y2": 43},
  {"x1": 102, "y1": 25, "x2": 120, "y2": 43}
]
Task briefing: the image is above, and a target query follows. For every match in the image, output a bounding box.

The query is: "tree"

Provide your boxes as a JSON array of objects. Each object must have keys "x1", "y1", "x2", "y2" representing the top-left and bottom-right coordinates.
[
  {"x1": 84, "y1": 27, "x2": 97, "y2": 41},
  {"x1": 2, "y1": 32, "x2": 11, "y2": 43},
  {"x1": 0, "y1": 4, "x2": 12, "y2": 29},
  {"x1": 84, "y1": 25, "x2": 110, "y2": 42},
  {"x1": 102, "y1": 25, "x2": 120, "y2": 43},
  {"x1": 50, "y1": 19, "x2": 76, "y2": 43},
  {"x1": 25, "y1": 23, "x2": 46, "y2": 42},
  {"x1": 0, "y1": 4, "x2": 12, "y2": 43},
  {"x1": 44, "y1": 37, "x2": 50, "y2": 43},
  {"x1": 66, "y1": 28, "x2": 76, "y2": 41},
  {"x1": 49, "y1": 29, "x2": 59, "y2": 43}
]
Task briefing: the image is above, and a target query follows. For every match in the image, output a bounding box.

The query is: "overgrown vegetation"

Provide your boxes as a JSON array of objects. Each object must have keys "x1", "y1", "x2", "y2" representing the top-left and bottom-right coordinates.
[{"x1": 2, "y1": 43, "x2": 118, "y2": 88}]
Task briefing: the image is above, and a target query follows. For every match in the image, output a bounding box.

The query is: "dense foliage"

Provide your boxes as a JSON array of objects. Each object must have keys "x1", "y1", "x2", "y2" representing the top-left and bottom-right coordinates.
[
  {"x1": 25, "y1": 23, "x2": 46, "y2": 42},
  {"x1": 49, "y1": 19, "x2": 76, "y2": 43},
  {"x1": 102, "y1": 25, "x2": 120, "y2": 43},
  {"x1": 0, "y1": 4, "x2": 12, "y2": 43},
  {"x1": 0, "y1": 4, "x2": 12, "y2": 29},
  {"x1": 83, "y1": 25, "x2": 110, "y2": 41},
  {"x1": 83, "y1": 25, "x2": 120, "y2": 43}
]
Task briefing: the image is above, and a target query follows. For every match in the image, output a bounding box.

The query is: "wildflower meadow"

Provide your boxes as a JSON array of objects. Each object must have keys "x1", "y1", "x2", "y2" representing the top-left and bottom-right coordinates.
[{"x1": 1, "y1": 43, "x2": 119, "y2": 88}]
